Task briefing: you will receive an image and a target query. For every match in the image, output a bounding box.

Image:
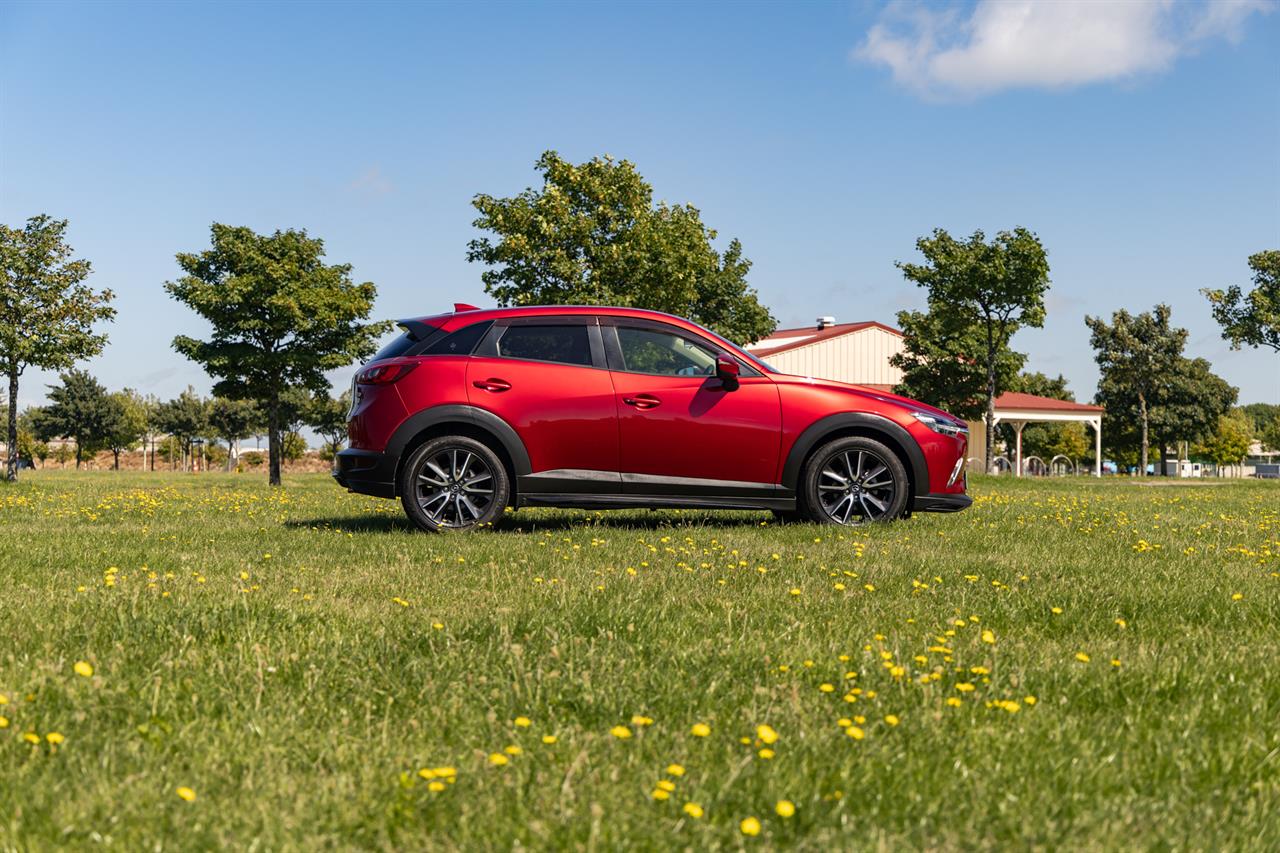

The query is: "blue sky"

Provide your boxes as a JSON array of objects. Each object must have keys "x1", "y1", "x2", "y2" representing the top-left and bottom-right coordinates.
[{"x1": 2, "y1": 0, "x2": 1277, "y2": 416}]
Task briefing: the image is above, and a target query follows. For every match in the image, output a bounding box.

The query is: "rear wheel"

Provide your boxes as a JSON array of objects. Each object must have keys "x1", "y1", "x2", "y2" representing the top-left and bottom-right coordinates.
[
  {"x1": 399, "y1": 436, "x2": 510, "y2": 532},
  {"x1": 798, "y1": 436, "x2": 908, "y2": 526}
]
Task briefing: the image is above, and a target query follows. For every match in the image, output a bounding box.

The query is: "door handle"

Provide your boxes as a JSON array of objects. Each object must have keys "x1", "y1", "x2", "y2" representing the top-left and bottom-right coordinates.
[
  {"x1": 473, "y1": 378, "x2": 512, "y2": 393},
  {"x1": 623, "y1": 394, "x2": 661, "y2": 410}
]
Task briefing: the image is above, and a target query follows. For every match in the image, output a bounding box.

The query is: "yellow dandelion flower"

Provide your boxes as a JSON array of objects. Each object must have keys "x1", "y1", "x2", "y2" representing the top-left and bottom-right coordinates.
[
  {"x1": 740, "y1": 816, "x2": 762, "y2": 836},
  {"x1": 23, "y1": 732, "x2": 40, "y2": 744},
  {"x1": 1051, "y1": 607, "x2": 1063, "y2": 615},
  {"x1": 488, "y1": 753, "x2": 509, "y2": 766},
  {"x1": 74, "y1": 661, "x2": 94, "y2": 678},
  {"x1": 514, "y1": 716, "x2": 531, "y2": 727},
  {"x1": 691, "y1": 723, "x2": 711, "y2": 737},
  {"x1": 981, "y1": 630, "x2": 995, "y2": 644},
  {"x1": 1231, "y1": 593, "x2": 1243, "y2": 601},
  {"x1": 946, "y1": 697, "x2": 963, "y2": 707},
  {"x1": 683, "y1": 802, "x2": 704, "y2": 818},
  {"x1": 757, "y1": 724, "x2": 778, "y2": 744},
  {"x1": 666, "y1": 763, "x2": 685, "y2": 776},
  {"x1": 955, "y1": 682, "x2": 976, "y2": 692},
  {"x1": 652, "y1": 788, "x2": 671, "y2": 801},
  {"x1": 885, "y1": 714, "x2": 900, "y2": 726},
  {"x1": 176, "y1": 786, "x2": 197, "y2": 802},
  {"x1": 819, "y1": 683, "x2": 835, "y2": 693},
  {"x1": 758, "y1": 748, "x2": 775, "y2": 759},
  {"x1": 1075, "y1": 652, "x2": 1091, "y2": 663},
  {"x1": 845, "y1": 725, "x2": 865, "y2": 740},
  {"x1": 417, "y1": 768, "x2": 436, "y2": 780},
  {"x1": 46, "y1": 732, "x2": 64, "y2": 745},
  {"x1": 0, "y1": 716, "x2": 7, "y2": 728},
  {"x1": 657, "y1": 779, "x2": 676, "y2": 792},
  {"x1": 504, "y1": 744, "x2": 522, "y2": 755},
  {"x1": 542, "y1": 734, "x2": 558, "y2": 744},
  {"x1": 776, "y1": 799, "x2": 796, "y2": 818},
  {"x1": 610, "y1": 725, "x2": 632, "y2": 739},
  {"x1": 427, "y1": 780, "x2": 446, "y2": 792}
]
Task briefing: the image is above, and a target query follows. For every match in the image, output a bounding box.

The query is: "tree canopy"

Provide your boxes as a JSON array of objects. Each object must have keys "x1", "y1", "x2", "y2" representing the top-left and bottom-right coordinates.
[
  {"x1": 1202, "y1": 250, "x2": 1279, "y2": 353},
  {"x1": 1194, "y1": 410, "x2": 1254, "y2": 471},
  {"x1": 467, "y1": 151, "x2": 775, "y2": 345},
  {"x1": 103, "y1": 389, "x2": 149, "y2": 469},
  {"x1": 894, "y1": 227, "x2": 1050, "y2": 470},
  {"x1": 165, "y1": 224, "x2": 387, "y2": 485},
  {"x1": 0, "y1": 215, "x2": 114, "y2": 480}
]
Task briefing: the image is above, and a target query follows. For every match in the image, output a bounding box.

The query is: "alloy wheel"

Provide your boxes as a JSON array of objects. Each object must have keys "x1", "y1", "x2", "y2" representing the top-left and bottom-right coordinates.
[
  {"x1": 414, "y1": 446, "x2": 496, "y2": 528},
  {"x1": 817, "y1": 449, "x2": 897, "y2": 525}
]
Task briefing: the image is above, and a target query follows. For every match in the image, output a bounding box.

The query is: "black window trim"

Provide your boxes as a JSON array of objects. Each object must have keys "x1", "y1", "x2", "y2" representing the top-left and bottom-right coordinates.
[
  {"x1": 599, "y1": 317, "x2": 763, "y2": 378},
  {"x1": 475, "y1": 316, "x2": 608, "y2": 369}
]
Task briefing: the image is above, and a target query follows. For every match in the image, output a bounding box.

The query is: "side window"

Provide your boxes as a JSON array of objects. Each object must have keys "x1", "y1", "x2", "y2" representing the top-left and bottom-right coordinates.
[
  {"x1": 496, "y1": 324, "x2": 592, "y2": 366},
  {"x1": 423, "y1": 321, "x2": 492, "y2": 356},
  {"x1": 616, "y1": 327, "x2": 719, "y2": 376}
]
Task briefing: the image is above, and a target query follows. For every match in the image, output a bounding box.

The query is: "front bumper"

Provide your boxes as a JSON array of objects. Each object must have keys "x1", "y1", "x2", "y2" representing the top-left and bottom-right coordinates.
[
  {"x1": 333, "y1": 448, "x2": 397, "y2": 499},
  {"x1": 912, "y1": 492, "x2": 973, "y2": 513}
]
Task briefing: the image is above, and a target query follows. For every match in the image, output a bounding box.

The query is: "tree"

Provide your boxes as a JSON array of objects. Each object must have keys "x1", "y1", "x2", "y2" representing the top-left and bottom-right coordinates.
[
  {"x1": 1086, "y1": 305, "x2": 1187, "y2": 475},
  {"x1": 1000, "y1": 372, "x2": 1089, "y2": 466},
  {"x1": 1202, "y1": 250, "x2": 1279, "y2": 352},
  {"x1": 165, "y1": 224, "x2": 388, "y2": 486},
  {"x1": 207, "y1": 397, "x2": 262, "y2": 471},
  {"x1": 303, "y1": 390, "x2": 350, "y2": 458},
  {"x1": 32, "y1": 370, "x2": 113, "y2": 468},
  {"x1": 467, "y1": 151, "x2": 775, "y2": 345},
  {"x1": 103, "y1": 389, "x2": 149, "y2": 470},
  {"x1": 282, "y1": 431, "x2": 308, "y2": 461},
  {"x1": 1195, "y1": 410, "x2": 1254, "y2": 474},
  {"x1": 152, "y1": 388, "x2": 208, "y2": 472},
  {"x1": 1147, "y1": 356, "x2": 1236, "y2": 473},
  {"x1": 896, "y1": 228, "x2": 1050, "y2": 470},
  {"x1": 1243, "y1": 403, "x2": 1280, "y2": 452},
  {"x1": 891, "y1": 309, "x2": 1025, "y2": 419},
  {"x1": 0, "y1": 215, "x2": 115, "y2": 481}
]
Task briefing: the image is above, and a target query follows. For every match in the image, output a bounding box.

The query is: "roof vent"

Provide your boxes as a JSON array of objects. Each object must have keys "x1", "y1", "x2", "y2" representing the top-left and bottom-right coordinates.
[{"x1": 816, "y1": 316, "x2": 836, "y2": 330}]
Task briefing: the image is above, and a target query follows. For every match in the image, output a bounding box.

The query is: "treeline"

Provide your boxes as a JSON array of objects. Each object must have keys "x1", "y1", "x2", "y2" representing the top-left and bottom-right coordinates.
[{"x1": 1, "y1": 372, "x2": 350, "y2": 471}]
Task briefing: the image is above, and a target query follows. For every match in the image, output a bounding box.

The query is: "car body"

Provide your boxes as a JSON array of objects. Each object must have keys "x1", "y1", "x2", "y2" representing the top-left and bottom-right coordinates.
[{"x1": 334, "y1": 304, "x2": 971, "y2": 531}]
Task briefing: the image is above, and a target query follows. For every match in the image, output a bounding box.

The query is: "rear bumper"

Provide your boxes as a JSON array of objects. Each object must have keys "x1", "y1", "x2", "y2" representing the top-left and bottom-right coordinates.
[
  {"x1": 333, "y1": 448, "x2": 397, "y2": 499},
  {"x1": 912, "y1": 492, "x2": 973, "y2": 513}
]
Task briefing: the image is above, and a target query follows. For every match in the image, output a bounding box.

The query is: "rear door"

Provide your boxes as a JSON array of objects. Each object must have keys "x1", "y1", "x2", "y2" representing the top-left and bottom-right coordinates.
[
  {"x1": 603, "y1": 319, "x2": 782, "y2": 496},
  {"x1": 466, "y1": 317, "x2": 621, "y2": 494}
]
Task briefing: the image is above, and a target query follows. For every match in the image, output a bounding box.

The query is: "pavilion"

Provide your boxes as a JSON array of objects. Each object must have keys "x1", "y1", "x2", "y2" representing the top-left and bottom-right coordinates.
[{"x1": 988, "y1": 392, "x2": 1105, "y2": 477}]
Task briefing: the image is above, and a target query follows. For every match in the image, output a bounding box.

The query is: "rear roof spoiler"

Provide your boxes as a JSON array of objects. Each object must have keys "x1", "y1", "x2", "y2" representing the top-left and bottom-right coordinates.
[{"x1": 397, "y1": 303, "x2": 480, "y2": 341}]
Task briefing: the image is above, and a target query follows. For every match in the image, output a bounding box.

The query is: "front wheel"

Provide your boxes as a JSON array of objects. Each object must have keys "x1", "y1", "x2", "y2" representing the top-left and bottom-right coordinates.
[
  {"x1": 399, "y1": 436, "x2": 510, "y2": 532},
  {"x1": 798, "y1": 436, "x2": 908, "y2": 526}
]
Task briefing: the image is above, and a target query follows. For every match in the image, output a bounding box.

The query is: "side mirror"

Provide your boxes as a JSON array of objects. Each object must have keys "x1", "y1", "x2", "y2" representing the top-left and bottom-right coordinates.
[{"x1": 715, "y1": 355, "x2": 741, "y2": 390}]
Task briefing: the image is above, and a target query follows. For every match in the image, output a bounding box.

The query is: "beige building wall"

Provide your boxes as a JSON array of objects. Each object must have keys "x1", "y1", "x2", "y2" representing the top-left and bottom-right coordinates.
[{"x1": 762, "y1": 328, "x2": 905, "y2": 386}]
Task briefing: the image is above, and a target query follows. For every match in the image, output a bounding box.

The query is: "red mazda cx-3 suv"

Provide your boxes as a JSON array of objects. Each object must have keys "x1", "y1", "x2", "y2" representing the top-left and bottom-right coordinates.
[{"x1": 334, "y1": 304, "x2": 971, "y2": 532}]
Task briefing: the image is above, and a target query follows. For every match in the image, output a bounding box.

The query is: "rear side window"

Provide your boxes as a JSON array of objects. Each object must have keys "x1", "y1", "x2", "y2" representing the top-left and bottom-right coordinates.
[
  {"x1": 372, "y1": 332, "x2": 418, "y2": 362},
  {"x1": 423, "y1": 321, "x2": 492, "y2": 356},
  {"x1": 497, "y1": 324, "x2": 592, "y2": 366}
]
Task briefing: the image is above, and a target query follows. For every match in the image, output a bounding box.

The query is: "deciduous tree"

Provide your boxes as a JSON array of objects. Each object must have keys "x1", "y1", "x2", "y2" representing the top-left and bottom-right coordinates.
[
  {"x1": 207, "y1": 397, "x2": 262, "y2": 471},
  {"x1": 468, "y1": 151, "x2": 775, "y2": 345},
  {"x1": 0, "y1": 215, "x2": 114, "y2": 480},
  {"x1": 1086, "y1": 304, "x2": 1187, "y2": 475},
  {"x1": 1195, "y1": 410, "x2": 1254, "y2": 473},
  {"x1": 896, "y1": 228, "x2": 1050, "y2": 470},
  {"x1": 303, "y1": 390, "x2": 351, "y2": 459},
  {"x1": 165, "y1": 225, "x2": 387, "y2": 485},
  {"x1": 153, "y1": 388, "x2": 208, "y2": 472},
  {"x1": 103, "y1": 389, "x2": 149, "y2": 470},
  {"x1": 1202, "y1": 250, "x2": 1279, "y2": 352}
]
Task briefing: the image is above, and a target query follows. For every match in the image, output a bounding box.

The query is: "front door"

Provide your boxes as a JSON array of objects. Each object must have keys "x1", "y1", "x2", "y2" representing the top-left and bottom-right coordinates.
[{"x1": 604, "y1": 321, "x2": 781, "y2": 495}]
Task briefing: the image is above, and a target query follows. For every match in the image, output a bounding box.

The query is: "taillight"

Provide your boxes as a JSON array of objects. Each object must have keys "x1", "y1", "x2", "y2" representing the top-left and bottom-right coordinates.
[{"x1": 355, "y1": 361, "x2": 418, "y2": 385}]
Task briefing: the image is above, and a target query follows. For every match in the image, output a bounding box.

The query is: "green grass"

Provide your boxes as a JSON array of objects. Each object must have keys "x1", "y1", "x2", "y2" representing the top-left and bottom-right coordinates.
[{"x1": 1, "y1": 472, "x2": 1277, "y2": 850}]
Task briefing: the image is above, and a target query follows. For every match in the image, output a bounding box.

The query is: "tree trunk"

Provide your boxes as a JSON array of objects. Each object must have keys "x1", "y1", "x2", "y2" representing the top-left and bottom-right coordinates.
[
  {"x1": 267, "y1": 396, "x2": 282, "y2": 487},
  {"x1": 113, "y1": 449, "x2": 120, "y2": 470},
  {"x1": 1138, "y1": 391, "x2": 1149, "y2": 476},
  {"x1": 226, "y1": 438, "x2": 235, "y2": 472},
  {"x1": 5, "y1": 365, "x2": 17, "y2": 482},
  {"x1": 76, "y1": 441, "x2": 83, "y2": 469},
  {"x1": 984, "y1": 328, "x2": 996, "y2": 474}
]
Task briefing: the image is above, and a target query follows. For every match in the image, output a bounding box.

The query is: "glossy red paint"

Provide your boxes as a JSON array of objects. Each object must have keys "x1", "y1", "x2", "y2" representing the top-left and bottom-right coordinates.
[{"x1": 336, "y1": 304, "x2": 971, "y2": 521}]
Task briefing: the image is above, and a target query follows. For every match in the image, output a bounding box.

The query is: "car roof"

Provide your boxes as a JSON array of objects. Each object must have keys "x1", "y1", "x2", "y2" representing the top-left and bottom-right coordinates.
[{"x1": 409, "y1": 304, "x2": 708, "y2": 333}]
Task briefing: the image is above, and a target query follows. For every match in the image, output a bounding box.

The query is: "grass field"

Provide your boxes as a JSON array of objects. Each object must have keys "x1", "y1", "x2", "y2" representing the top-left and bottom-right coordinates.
[{"x1": 1, "y1": 472, "x2": 1277, "y2": 850}]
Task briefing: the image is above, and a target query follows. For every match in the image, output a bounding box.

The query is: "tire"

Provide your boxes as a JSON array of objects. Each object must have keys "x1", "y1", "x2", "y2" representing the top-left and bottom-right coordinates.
[
  {"x1": 399, "y1": 436, "x2": 510, "y2": 532},
  {"x1": 798, "y1": 436, "x2": 909, "y2": 526}
]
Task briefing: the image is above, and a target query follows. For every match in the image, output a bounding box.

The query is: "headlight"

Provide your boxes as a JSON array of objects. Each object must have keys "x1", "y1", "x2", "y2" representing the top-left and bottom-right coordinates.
[{"x1": 911, "y1": 411, "x2": 967, "y2": 437}]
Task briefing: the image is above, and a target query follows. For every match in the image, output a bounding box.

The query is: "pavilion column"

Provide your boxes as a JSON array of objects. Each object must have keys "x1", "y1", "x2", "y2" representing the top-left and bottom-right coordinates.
[
  {"x1": 1013, "y1": 421, "x2": 1025, "y2": 477},
  {"x1": 1091, "y1": 417, "x2": 1102, "y2": 477}
]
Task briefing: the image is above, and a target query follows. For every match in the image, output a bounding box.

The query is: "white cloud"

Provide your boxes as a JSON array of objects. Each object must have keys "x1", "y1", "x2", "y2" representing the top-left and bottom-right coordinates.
[
  {"x1": 855, "y1": 0, "x2": 1275, "y2": 99},
  {"x1": 347, "y1": 165, "x2": 394, "y2": 196}
]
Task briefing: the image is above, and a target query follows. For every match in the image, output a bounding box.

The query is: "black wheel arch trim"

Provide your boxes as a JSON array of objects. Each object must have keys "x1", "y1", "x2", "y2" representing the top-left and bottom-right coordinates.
[
  {"x1": 781, "y1": 413, "x2": 928, "y2": 496},
  {"x1": 386, "y1": 405, "x2": 533, "y2": 493}
]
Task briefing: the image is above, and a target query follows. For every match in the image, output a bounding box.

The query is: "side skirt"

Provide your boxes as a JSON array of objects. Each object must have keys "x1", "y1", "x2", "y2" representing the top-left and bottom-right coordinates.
[{"x1": 517, "y1": 493, "x2": 797, "y2": 512}]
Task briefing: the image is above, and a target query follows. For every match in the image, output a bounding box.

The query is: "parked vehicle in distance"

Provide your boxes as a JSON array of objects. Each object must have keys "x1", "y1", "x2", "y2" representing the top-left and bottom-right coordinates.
[{"x1": 334, "y1": 304, "x2": 972, "y2": 532}]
